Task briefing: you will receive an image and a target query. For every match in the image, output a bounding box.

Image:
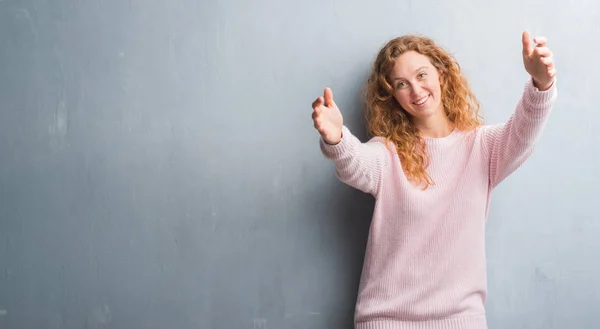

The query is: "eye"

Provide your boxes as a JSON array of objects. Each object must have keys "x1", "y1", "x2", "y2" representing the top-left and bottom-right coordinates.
[
  {"x1": 418, "y1": 72, "x2": 427, "y2": 78},
  {"x1": 396, "y1": 81, "x2": 407, "y2": 89}
]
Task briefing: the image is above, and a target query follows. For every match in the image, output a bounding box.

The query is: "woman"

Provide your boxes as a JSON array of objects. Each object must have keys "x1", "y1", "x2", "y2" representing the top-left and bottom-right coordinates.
[{"x1": 311, "y1": 31, "x2": 557, "y2": 329}]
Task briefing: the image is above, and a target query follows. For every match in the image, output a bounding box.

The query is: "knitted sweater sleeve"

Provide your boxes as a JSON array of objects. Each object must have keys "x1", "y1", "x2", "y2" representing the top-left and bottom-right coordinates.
[
  {"x1": 483, "y1": 78, "x2": 558, "y2": 189},
  {"x1": 319, "y1": 126, "x2": 390, "y2": 196}
]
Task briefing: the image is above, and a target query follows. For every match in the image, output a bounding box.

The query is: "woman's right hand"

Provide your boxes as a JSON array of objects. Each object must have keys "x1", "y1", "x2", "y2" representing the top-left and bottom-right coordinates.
[{"x1": 311, "y1": 88, "x2": 344, "y2": 145}]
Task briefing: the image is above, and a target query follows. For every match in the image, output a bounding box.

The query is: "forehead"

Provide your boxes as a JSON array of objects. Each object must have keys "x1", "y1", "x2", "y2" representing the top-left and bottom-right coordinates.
[{"x1": 390, "y1": 51, "x2": 433, "y2": 79}]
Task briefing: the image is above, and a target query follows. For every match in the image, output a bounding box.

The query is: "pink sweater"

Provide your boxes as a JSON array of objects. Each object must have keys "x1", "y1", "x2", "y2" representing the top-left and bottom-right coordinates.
[{"x1": 319, "y1": 78, "x2": 557, "y2": 329}]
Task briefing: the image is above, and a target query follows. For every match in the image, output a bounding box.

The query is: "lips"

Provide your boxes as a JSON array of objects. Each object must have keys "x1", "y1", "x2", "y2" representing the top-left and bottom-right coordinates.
[{"x1": 413, "y1": 95, "x2": 430, "y2": 106}]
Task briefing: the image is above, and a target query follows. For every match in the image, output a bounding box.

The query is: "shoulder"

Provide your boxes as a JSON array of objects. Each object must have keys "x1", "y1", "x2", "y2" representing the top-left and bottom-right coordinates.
[
  {"x1": 366, "y1": 135, "x2": 398, "y2": 155},
  {"x1": 452, "y1": 122, "x2": 505, "y2": 138},
  {"x1": 474, "y1": 123, "x2": 503, "y2": 135},
  {"x1": 450, "y1": 125, "x2": 501, "y2": 153}
]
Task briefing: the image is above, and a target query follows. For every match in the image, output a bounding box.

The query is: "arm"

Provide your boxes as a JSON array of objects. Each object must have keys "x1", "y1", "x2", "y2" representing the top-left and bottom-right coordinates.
[
  {"x1": 484, "y1": 30, "x2": 558, "y2": 188},
  {"x1": 483, "y1": 77, "x2": 557, "y2": 188},
  {"x1": 320, "y1": 126, "x2": 390, "y2": 196},
  {"x1": 311, "y1": 88, "x2": 389, "y2": 196}
]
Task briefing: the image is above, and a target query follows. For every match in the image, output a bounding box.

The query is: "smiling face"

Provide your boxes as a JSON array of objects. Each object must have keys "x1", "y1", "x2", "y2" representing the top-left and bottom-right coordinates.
[{"x1": 389, "y1": 50, "x2": 445, "y2": 124}]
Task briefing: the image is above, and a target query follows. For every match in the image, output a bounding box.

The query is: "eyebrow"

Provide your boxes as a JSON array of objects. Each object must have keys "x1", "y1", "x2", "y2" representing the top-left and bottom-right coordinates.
[{"x1": 392, "y1": 66, "x2": 429, "y2": 81}]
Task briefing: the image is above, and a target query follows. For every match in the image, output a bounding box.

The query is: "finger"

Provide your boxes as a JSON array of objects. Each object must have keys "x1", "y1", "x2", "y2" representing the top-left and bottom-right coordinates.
[
  {"x1": 540, "y1": 56, "x2": 553, "y2": 66},
  {"x1": 534, "y1": 47, "x2": 552, "y2": 58},
  {"x1": 548, "y1": 68, "x2": 557, "y2": 78},
  {"x1": 315, "y1": 122, "x2": 325, "y2": 134},
  {"x1": 522, "y1": 30, "x2": 533, "y2": 55},
  {"x1": 312, "y1": 96, "x2": 324, "y2": 112},
  {"x1": 533, "y1": 36, "x2": 548, "y2": 47},
  {"x1": 313, "y1": 116, "x2": 321, "y2": 128},
  {"x1": 324, "y1": 88, "x2": 335, "y2": 107}
]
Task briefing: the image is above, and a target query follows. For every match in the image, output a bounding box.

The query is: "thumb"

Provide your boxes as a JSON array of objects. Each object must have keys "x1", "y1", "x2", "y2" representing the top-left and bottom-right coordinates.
[
  {"x1": 324, "y1": 88, "x2": 335, "y2": 107},
  {"x1": 522, "y1": 30, "x2": 532, "y2": 56}
]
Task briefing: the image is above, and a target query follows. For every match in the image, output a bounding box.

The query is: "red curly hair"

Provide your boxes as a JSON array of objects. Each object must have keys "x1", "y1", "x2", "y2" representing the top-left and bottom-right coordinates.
[{"x1": 364, "y1": 35, "x2": 484, "y2": 189}]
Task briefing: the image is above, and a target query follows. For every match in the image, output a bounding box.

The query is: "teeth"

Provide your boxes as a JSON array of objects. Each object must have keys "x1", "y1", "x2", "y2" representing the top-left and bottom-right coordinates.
[{"x1": 414, "y1": 95, "x2": 428, "y2": 105}]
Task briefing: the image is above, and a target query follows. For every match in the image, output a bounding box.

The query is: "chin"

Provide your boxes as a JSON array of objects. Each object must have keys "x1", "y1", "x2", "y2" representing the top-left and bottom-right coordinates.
[{"x1": 410, "y1": 108, "x2": 438, "y2": 118}]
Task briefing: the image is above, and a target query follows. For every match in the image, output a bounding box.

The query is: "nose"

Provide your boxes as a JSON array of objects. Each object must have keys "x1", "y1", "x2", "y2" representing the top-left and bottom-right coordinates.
[{"x1": 411, "y1": 84, "x2": 424, "y2": 97}]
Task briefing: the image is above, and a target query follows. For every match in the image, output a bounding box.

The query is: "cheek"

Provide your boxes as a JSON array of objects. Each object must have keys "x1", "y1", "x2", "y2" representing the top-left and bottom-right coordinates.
[
  {"x1": 427, "y1": 81, "x2": 442, "y2": 99},
  {"x1": 394, "y1": 91, "x2": 411, "y2": 108}
]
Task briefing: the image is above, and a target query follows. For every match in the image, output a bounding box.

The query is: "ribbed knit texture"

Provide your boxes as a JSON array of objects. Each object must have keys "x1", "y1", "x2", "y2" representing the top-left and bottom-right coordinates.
[{"x1": 319, "y1": 78, "x2": 557, "y2": 329}]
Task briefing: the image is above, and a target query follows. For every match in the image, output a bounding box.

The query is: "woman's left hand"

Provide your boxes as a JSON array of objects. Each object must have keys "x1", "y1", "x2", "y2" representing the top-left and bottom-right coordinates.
[{"x1": 522, "y1": 30, "x2": 557, "y2": 91}]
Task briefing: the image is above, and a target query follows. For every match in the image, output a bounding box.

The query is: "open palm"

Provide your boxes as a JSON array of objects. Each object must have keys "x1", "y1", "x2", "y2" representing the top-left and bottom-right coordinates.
[{"x1": 311, "y1": 88, "x2": 343, "y2": 145}]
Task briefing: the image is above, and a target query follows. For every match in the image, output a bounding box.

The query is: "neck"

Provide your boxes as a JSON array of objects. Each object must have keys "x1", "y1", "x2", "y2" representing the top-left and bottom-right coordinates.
[{"x1": 412, "y1": 113, "x2": 455, "y2": 138}]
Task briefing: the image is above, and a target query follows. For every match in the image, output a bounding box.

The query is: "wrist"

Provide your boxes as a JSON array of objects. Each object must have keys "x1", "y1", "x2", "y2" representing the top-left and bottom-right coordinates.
[
  {"x1": 324, "y1": 130, "x2": 343, "y2": 145},
  {"x1": 532, "y1": 77, "x2": 554, "y2": 91}
]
